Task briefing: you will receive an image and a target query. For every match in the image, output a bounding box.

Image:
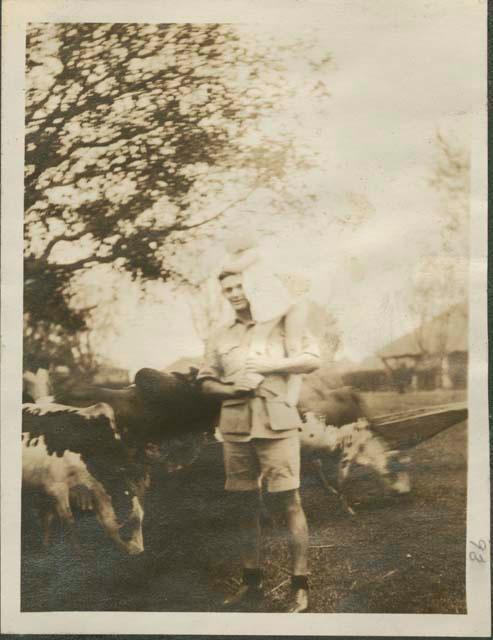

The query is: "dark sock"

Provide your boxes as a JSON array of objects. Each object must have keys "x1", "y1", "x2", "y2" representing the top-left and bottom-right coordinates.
[
  {"x1": 291, "y1": 574, "x2": 309, "y2": 591},
  {"x1": 242, "y1": 568, "x2": 263, "y2": 587}
]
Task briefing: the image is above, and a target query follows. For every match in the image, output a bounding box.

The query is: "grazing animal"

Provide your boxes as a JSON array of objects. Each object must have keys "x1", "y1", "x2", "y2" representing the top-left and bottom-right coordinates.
[
  {"x1": 300, "y1": 412, "x2": 411, "y2": 513},
  {"x1": 22, "y1": 402, "x2": 146, "y2": 555},
  {"x1": 298, "y1": 387, "x2": 411, "y2": 513},
  {"x1": 56, "y1": 368, "x2": 219, "y2": 450}
]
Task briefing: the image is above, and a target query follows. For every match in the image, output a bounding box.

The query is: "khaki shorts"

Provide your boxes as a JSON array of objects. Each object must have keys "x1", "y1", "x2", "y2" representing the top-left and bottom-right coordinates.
[{"x1": 222, "y1": 437, "x2": 300, "y2": 493}]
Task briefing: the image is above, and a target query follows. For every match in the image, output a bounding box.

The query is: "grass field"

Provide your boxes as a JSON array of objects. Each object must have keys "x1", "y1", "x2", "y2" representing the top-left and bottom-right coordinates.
[{"x1": 21, "y1": 389, "x2": 467, "y2": 613}]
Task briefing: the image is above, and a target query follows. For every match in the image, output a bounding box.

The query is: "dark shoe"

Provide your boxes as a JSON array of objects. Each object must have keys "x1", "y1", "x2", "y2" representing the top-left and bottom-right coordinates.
[
  {"x1": 221, "y1": 583, "x2": 264, "y2": 611},
  {"x1": 286, "y1": 588, "x2": 309, "y2": 613}
]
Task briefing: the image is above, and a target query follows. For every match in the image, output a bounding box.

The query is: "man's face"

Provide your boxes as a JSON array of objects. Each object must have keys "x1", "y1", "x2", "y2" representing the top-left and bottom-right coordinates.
[{"x1": 220, "y1": 273, "x2": 250, "y2": 312}]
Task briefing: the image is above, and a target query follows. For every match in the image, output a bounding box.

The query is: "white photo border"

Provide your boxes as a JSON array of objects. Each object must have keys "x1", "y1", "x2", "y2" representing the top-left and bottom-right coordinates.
[{"x1": 1, "y1": 0, "x2": 490, "y2": 635}]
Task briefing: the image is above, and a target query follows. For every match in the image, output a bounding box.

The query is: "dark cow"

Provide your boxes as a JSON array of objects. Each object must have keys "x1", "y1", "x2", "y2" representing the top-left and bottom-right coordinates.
[
  {"x1": 56, "y1": 368, "x2": 219, "y2": 451},
  {"x1": 22, "y1": 402, "x2": 146, "y2": 554}
]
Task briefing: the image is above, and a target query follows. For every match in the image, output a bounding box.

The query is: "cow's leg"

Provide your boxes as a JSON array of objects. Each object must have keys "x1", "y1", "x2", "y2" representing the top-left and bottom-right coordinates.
[
  {"x1": 336, "y1": 457, "x2": 356, "y2": 516},
  {"x1": 52, "y1": 489, "x2": 81, "y2": 554},
  {"x1": 70, "y1": 484, "x2": 94, "y2": 511},
  {"x1": 313, "y1": 457, "x2": 356, "y2": 516},
  {"x1": 34, "y1": 494, "x2": 55, "y2": 550},
  {"x1": 40, "y1": 507, "x2": 55, "y2": 548}
]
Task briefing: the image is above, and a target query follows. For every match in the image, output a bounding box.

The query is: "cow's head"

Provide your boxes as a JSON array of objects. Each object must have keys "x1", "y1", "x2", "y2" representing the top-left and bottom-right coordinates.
[
  {"x1": 100, "y1": 463, "x2": 148, "y2": 555},
  {"x1": 133, "y1": 367, "x2": 220, "y2": 442},
  {"x1": 115, "y1": 495, "x2": 145, "y2": 555},
  {"x1": 336, "y1": 426, "x2": 412, "y2": 496},
  {"x1": 380, "y1": 451, "x2": 412, "y2": 495}
]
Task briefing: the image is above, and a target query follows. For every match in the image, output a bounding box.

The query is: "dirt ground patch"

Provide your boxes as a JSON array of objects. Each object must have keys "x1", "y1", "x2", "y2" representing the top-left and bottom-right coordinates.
[{"x1": 21, "y1": 390, "x2": 467, "y2": 613}]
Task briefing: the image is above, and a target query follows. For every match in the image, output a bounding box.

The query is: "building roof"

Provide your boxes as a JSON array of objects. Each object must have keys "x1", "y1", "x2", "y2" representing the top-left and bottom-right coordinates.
[
  {"x1": 378, "y1": 303, "x2": 468, "y2": 359},
  {"x1": 357, "y1": 355, "x2": 387, "y2": 371}
]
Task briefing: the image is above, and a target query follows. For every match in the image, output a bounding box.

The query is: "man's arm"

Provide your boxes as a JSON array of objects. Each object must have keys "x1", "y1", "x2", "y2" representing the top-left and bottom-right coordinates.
[
  {"x1": 246, "y1": 327, "x2": 321, "y2": 376},
  {"x1": 245, "y1": 353, "x2": 320, "y2": 376},
  {"x1": 198, "y1": 327, "x2": 260, "y2": 400},
  {"x1": 202, "y1": 378, "x2": 251, "y2": 400}
]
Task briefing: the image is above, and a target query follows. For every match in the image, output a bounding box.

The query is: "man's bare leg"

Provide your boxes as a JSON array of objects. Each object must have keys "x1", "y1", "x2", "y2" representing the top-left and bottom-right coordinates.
[
  {"x1": 237, "y1": 490, "x2": 262, "y2": 569},
  {"x1": 222, "y1": 490, "x2": 264, "y2": 610},
  {"x1": 270, "y1": 489, "x2": 310, "y2": 612},
  {"x1": 273, "y1": 489, "x2": 309, "y2": 574}
]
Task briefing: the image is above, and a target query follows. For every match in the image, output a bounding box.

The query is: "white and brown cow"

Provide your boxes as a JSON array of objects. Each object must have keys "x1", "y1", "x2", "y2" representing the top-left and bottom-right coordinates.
[
  {"x1": 299, "y1": 412, "x2": 411, "y2": 514},
  {"x1": 22, "y1": 402, "x2": 146, "y2": 555}
]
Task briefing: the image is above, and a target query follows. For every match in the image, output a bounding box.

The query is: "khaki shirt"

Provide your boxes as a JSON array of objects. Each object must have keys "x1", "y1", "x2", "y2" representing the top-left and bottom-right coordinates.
[{"x1": 197, "y1": 316, "x2": 320, "y2": 442}]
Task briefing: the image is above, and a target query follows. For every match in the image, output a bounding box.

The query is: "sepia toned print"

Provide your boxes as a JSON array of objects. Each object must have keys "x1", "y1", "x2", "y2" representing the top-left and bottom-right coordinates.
[{"x1": 2, "y1": 0, "x2": 489, "y2": 635}]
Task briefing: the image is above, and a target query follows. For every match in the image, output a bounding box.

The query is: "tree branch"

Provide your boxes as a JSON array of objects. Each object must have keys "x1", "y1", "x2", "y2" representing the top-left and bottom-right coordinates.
[
  {"x1": 51, "y1": 253, "x2": 117, "y2": 273},
  {"x1": 175, "y1": 186, "x2": 257, "y2": 231},
  {"x1": 41, "y1": 230, "x2": 91, "y2": 261}
]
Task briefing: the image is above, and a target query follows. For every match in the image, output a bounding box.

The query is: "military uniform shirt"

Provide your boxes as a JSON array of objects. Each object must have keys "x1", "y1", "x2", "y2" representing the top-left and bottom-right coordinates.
[{"x1": 197, "y1": 316, "x2": 320, "y2": 442}]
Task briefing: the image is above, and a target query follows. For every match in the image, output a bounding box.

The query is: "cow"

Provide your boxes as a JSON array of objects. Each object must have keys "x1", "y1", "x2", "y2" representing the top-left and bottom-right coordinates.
[
  {"x1": 55, "y1": 367, "x2": 219, "y2": 453},
  {"x1": 299, "y1": 412, "x2": 411, "y2": 514},
  {"x1": 22, "y1": 402, "x2": 147, "y2": 555},
  {"x1": 297, "y1": 388, "x2": 411, "y2": 511}
]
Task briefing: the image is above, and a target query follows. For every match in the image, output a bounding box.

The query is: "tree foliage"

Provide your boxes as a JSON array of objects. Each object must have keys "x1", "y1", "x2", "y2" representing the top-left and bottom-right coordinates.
[
  {"x1": 24, "y1": 23, "x2": 332, "y2": 368},
  {"x1": 410, "y1": 131, "x2": 469, "y2": 354}
]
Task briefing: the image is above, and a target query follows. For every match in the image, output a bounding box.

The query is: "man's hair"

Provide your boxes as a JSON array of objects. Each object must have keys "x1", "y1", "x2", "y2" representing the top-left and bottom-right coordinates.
[{"x1": 218, "y1": 269, "x2": 235, "y2": 282}]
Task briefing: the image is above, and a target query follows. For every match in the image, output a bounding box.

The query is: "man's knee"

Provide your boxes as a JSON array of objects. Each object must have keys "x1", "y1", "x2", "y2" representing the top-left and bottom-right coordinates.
[
  {"x1": 229, "y1": 489, "x2": 262, "y2": 513},
  {"x1": 268, "y1": 488, "x2": 303, "y2": 515}
]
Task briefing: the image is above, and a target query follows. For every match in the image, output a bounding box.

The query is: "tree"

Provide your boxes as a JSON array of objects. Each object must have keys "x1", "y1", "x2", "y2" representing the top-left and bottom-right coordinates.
[
  {"x1": 429, "y1": 131, "x2": 469, "y2": 258},
  {"x1": 23, "y1": 314, "x2": 97, "y2": 376},
  {"x1": 187, "y1": 278, "x2": 230, "y2": 344},
  {"x1": 410, "y1": 131, "x2": 469, "y2": 359},
  {"x1": 24, "y1": 23, "x2": 332, "y2": 368}
]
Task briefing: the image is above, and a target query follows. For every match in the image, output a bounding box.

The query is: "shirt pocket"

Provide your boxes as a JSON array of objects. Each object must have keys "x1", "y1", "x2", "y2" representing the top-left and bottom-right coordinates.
[
  {"x1": 265, "y1": 400, "x2": 301, "y2": 431},
  {"x1": 219, "y1": 398, "x2": 251, "y2": 435},
  {"x1": 217, "y1": 338, "x2": 244, "y2": 376}
]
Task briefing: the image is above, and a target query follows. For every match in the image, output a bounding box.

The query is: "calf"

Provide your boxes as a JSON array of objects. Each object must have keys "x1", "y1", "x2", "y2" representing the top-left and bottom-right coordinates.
[
  {"x1": 22, "y1": 402, "x2": 146, "y2": 555},
  {"x1": 300, "y1": 412, "x2": 411, "y2": 513}
]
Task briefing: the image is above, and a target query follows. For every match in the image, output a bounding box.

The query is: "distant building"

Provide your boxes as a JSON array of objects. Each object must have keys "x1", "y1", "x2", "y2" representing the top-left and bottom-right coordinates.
[
  {"x1": 377, "y1": 303, "x2": 467, "y2": 390},
  {"x1": 339, "y1": 355, "x2": 391, "y2": 392}
]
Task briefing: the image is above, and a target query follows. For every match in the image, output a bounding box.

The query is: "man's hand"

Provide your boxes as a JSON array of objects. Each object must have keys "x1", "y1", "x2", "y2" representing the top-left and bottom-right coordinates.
[
  {"x1": 201, "y1": 378, "x2": 253, "y2": 400},
  {"x1": 231, "y1": 373, "x2": 262, "y2": 395}
]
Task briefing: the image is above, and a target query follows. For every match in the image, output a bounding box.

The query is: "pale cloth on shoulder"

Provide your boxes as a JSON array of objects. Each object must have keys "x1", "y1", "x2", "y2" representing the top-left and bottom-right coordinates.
[
  {"x1": 242, "y1": 258, "x2": 294, "y2": 323},
  {"x1": 221, "y1": 229, "x2": 309, "y2": 323}
]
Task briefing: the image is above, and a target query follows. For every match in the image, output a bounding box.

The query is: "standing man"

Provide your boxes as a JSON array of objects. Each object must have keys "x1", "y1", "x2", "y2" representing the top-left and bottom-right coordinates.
[{"x1": 198, "y1": 269, "x2": 320, "y2": 613}]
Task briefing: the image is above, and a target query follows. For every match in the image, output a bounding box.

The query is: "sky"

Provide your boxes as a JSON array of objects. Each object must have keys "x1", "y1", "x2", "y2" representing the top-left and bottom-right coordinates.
[{"x1": 80, "y1": 1, "x2": 481, "y2": 372}]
